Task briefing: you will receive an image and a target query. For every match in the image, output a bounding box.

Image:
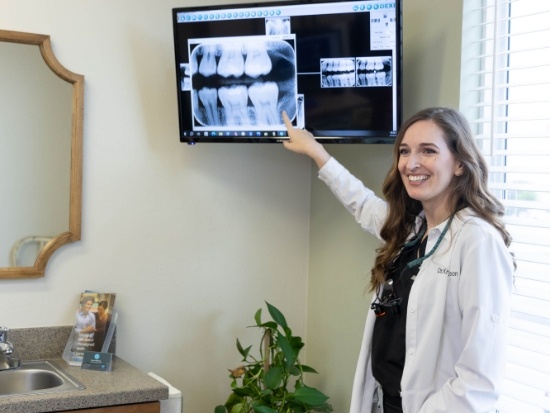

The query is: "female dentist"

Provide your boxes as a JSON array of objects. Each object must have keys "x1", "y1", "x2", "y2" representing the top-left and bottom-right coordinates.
[{"x1": 282, "y1": 107, "x2": 515, "y2": 413}]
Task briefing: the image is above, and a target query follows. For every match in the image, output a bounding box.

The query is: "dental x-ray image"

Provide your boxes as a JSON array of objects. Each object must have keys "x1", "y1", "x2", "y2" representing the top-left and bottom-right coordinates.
[
  {"x1": 266, "y1": 17, "x2": 291, "y2": 35},
  {"x1": 321, "y1": 58, "x2": 356, "y2": 88},
  {"x1": 356, "y1": 57, "x2": 392, "y2": 87},
  {"x1": 189, "y1": 37, "x2": 297, "y2": 128}
]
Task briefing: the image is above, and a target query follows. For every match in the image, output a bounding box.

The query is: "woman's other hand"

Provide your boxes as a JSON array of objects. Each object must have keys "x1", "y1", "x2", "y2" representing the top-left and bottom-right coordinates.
[{"x1": 281, "y1": 111, "x2": 331, "y2": 168}]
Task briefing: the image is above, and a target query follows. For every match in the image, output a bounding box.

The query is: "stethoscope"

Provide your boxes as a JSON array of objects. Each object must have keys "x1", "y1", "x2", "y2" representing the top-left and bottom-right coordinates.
[
  {"x1": 371, "y1": 214, "x2": 454, "y2": 317},
  {"x1": 403, "y1": 214, "x2": 454, "y2": 269}
]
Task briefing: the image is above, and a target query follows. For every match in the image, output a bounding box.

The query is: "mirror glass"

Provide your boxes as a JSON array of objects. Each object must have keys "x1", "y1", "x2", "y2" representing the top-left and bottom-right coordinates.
[{"x1": 0, "y1": 30, "x2": 83, "y2": 279}]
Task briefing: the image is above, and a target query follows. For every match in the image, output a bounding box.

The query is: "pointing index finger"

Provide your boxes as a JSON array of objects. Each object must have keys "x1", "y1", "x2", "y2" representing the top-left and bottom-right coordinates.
[{"x1": 282, "y1": 111, "x2": 292, "y2": 129}]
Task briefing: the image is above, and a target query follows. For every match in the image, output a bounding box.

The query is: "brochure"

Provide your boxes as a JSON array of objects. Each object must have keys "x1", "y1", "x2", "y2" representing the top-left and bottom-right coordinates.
[{"x1": 63, "y1": 291, "x2": 117, "y2": 366}]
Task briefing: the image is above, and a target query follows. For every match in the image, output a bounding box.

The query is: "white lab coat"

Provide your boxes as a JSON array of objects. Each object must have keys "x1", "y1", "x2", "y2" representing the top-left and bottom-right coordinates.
[{"x1": 319, "y1": 158, "x2": 514, "y2": 413}]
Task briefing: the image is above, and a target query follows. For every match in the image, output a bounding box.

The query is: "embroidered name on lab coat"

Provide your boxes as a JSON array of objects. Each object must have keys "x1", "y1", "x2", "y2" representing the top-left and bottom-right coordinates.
[{"x1": 437, "y1": 267, "x2": 459, "y2": 277}]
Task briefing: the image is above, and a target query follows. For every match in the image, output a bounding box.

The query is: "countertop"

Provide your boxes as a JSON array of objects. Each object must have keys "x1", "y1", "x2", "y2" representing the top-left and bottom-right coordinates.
[
  {"x1": 0, "y1": 326, "x2": 169, "y2": 412},
  {"x1": 0, "y1": 357, "x2": 169, "y2": 413}
]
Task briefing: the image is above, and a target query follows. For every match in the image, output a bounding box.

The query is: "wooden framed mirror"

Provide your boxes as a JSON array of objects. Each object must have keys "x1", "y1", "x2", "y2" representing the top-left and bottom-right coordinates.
[{"x1": 0, "y1": 30, "x2": 84, "y2": 279}]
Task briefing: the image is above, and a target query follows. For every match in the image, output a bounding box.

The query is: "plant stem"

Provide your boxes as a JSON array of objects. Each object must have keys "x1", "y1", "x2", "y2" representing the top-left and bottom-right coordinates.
[{"x1": 263, "y1": 329, "x2": 271, "y2": 374}]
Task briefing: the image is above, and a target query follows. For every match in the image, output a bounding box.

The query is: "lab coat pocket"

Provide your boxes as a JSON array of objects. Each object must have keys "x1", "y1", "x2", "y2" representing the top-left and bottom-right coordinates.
[{"x1": 400, "y1": 384, "x2": 435, "y2": 413}]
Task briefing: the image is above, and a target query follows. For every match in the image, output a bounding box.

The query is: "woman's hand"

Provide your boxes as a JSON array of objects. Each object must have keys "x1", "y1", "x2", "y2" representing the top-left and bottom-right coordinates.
[
  {"x1": 281, "y1": 111, "x2": 331, "y2": 168},
  {"x1": 80, "y1": 325, "x2": 95, "y2": 333}
]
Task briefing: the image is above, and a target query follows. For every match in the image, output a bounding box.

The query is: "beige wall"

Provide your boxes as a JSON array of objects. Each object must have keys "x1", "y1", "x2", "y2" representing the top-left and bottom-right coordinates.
[
  {"x1": 0, "y1": 2, "x2": 312, "y2": 412},
  {"x1": 0, "y1": 0, "x2": 462, "y2": 412},
  {"x1": 304, "y1": 1, "x2": 463, "y2": 412}
]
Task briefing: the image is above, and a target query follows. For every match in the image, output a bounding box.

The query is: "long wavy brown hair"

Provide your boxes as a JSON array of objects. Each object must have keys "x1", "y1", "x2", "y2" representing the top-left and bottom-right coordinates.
[{"x1": 370, "y1": 107, "x2": 512, "y2": 291}]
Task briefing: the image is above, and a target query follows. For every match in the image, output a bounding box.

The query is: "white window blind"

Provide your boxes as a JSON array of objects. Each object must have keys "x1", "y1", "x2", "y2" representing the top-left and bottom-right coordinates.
[{"x1": 460, "y1": 0, "x2": 550, "y2": 412}]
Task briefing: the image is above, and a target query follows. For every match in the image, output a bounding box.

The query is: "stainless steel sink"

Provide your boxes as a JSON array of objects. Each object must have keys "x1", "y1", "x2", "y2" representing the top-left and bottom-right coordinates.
[{"x1": 0, "y1": 360, "x2": 85, "y2": 396}]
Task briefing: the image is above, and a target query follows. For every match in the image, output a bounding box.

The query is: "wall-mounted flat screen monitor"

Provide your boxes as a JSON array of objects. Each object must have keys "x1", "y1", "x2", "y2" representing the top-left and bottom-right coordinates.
[{"x1": 172, "y1": 0, "x2": 402, "y2": 144}]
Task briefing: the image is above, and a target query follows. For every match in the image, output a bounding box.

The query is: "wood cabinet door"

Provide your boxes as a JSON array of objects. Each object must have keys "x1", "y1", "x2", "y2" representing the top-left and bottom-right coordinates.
[{"x1": 57, "y1": 401, "x2": 160, "y2": 413}]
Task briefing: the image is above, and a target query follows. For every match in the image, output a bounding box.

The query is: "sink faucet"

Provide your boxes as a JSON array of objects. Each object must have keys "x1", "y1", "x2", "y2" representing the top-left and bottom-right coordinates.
[{"x1": 0, "y1": 327, "x2": 21, "y2": 371}]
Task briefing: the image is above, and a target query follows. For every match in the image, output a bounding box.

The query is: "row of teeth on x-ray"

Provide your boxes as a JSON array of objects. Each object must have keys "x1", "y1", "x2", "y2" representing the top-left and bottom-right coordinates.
[
  {"x1": 190, "y1": 40, "x2": 296, "y2": 127},
  {"x1": 194, "y1": 82, "x2": 281, "y2": 126},
  {"x1": 321, "y1": 57, "x2": 392, "y2": 88},
  {"x1": 191, "y1": 42, "x2": 276, "y2": 79}
]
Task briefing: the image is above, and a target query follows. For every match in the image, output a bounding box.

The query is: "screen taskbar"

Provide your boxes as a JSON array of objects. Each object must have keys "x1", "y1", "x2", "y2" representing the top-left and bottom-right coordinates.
[
  {"x1": 181, "y1": 129, "x2": 397, "y2": 143},
  {"x1": 182, "y1": 130, "x2": 288, "y2": 139}
]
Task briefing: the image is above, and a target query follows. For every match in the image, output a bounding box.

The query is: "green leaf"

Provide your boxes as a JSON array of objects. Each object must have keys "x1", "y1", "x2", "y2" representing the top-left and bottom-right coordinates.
[
  {"x1": 232, "y1": 386, "x2": 256, "y2": 398},
  {"x1": 300, "y1": 364, "x2": 319, "y2": 374},
  {"x1": 265, "y1": 302, "x2": 288, "y2": 329},
  {"x1": 293, "y1": 385, "x2": 330, "y2": 407},
  {"x1": 276, "y1": 333, "x2": 296, "y2": 367},
  {"x1": 214, "y1": 405, "x2": 226, "y2": 413},
  {"x1": 230, "y1": 403, "x2": 245, "y2": 413},
  {"x1": 287, "y1": 403, "x2": 306, "y2": 413},
  {"x1": 236, "y1": 339, "x2": 251, "y2": 359},
  {"x1": 290, "y1": 336, "x2": 304, "y2": 351},
  {"x1": 254, "y1": 308, "x2": 262, "y2": 326},
  {"x1": 283, "y1": 326, "x2": 294, "y2": 338},
  {"x1": 258, "y1": 321, "x2": 278, "y2": 330},
  {"x1": 252, "y1": 405, "x2": 278, "y2": 413},
  {"x1": 261, "y1": 388, "x2": 273, "y2": 397},
  {"x1": 263, "y1": 365, "x2": 283, "y2": 389},
  {"x1": 224, "y1": 392, "x2": 243, "y2": 409}
]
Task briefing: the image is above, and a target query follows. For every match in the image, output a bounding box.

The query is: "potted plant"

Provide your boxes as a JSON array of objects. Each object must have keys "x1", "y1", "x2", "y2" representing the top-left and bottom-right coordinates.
[{"x1": 215, "y1": 302, "x2": 333, "y2": 413}]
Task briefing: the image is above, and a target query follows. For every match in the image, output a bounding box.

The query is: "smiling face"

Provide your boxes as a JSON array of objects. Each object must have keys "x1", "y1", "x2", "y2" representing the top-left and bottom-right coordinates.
[
  {"x1": 81, "y1": 298, "x2": 94, "y2": 315},
  {"x1": 398, "y1": 119, "x2": 463, "y2": 219}
]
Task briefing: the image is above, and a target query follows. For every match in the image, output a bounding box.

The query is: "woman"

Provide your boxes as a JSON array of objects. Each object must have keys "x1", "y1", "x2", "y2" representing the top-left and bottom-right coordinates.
[
  {"x1": 282, "y1": 107, "x2": 514, "y2": 413},
  {"x1": 72, "y1": 295, "x2": 96, "y2": 354},
  {"x1": 93, "y1": 300, "x2": 111, "y2": 352},
  {"x1": 75, "y1": 295, "x2": 96, "y2": 336}
]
